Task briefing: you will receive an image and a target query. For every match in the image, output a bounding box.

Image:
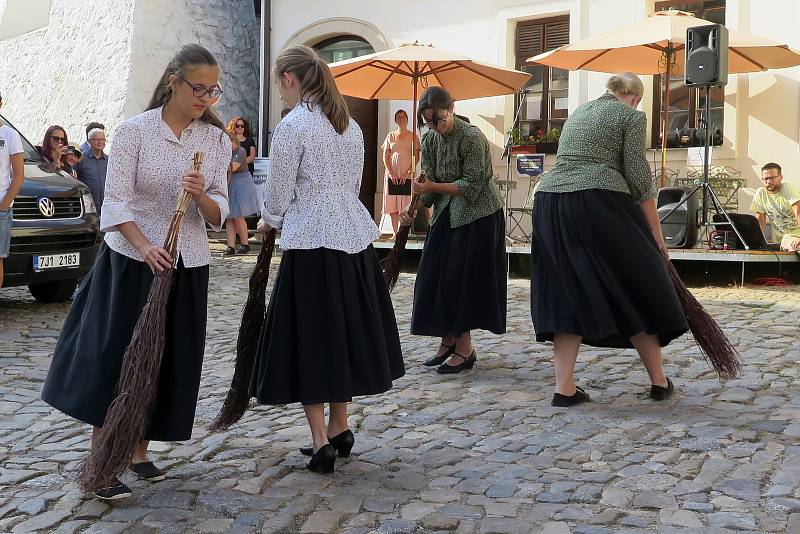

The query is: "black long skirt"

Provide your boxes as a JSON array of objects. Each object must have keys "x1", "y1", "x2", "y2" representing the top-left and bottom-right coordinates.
[
  {"x1": 411, "y1": 206, "x2": 507, "y2": 337},
  {"x1": 41, "y1": 245, "x2": 209, "y2": 441},
  {"x1": 531, "y1": 189, "x2": 688, "y2": 348},
  {"x1": 249, "y1": 245, "x2": 405, "y2": 405}
]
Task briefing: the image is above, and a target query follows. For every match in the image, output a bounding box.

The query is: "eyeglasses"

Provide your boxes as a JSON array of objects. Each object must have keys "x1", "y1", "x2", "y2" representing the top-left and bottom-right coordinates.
[
  {"x1": 51, "y1": 135, "x2": 67, "y2": 143},
  {"x1": 235, "y1": 124, "x2": 245, "y2": 128},
  {"x1": 423, "y1": 114, "x2": 449, "y2": 129},
  {"x1": 179, "y1": 76, "x2": 223, "y2": 99},
  {"x1": 762, "y1": 175, "x2": 780, "y2": 181}
]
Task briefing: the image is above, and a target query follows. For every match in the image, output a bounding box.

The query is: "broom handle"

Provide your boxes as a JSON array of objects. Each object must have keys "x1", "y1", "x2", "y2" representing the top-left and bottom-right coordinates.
[
  {"x1": 163, "y1": 152, "x2": 204, "y2": 260},
  {"x1": 399, "y1": 172, "x2": 426, "y2": 228}
]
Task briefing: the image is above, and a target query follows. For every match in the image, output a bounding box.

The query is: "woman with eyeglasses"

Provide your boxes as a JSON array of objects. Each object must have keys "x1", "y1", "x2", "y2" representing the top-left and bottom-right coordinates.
[
  {"x1": 228, "y1": 116, "x2": 256, "y2": 174},
  {"x1": 247, "y1": 45, "x2": 404, "y2": 475},
  {"x1": 400, "y1": 86, "x2": 506, "y2": 374},
  {"x1": 39, "y1": 125, "x2": 72, "y2": 175},
  {"x1": 42, "y1": 44, "x2": 231, "y2": 500}
]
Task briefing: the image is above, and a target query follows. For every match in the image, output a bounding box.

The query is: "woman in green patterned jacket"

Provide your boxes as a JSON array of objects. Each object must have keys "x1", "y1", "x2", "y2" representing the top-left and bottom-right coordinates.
[
  {"x1": 531, "y1": 73, "x2": 688, "y2": 407},
  {"x1": 400, "y1": 86, "x2": 506, "y2": 375}
]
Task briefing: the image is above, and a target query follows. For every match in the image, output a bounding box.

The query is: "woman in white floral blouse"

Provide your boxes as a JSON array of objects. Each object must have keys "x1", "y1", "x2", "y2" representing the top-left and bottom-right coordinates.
[
  {"x1": 42, "y1": 44, "x2": 230, "y2": 500},
  {"x1": 249, "y1": 45, "x2": 405, "y2": 475}
]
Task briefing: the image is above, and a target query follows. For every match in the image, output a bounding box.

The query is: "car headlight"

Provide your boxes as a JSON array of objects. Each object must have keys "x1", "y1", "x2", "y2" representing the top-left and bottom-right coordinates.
[{"x1": 82, "y1": 193, "x2": 97, "y2": 214}]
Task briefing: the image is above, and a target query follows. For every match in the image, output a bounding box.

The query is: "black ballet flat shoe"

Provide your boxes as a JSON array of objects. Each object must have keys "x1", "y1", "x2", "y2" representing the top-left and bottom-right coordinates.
[
  {"x1": 552, "y1": 386, "x2": 591, "y2": 407},
  {"x1": 650, "y1": 377, "x2": 675, "y2": 401},
  {"x1": 423, "y1": 344, "x2": 456, "y2": 367},
  {"x1": 436, "y1": 350, "x2": 476, "y2": 374},
  {"x1": 130, "y1": 461, "x2": 166, "y2": 482},
  {"x1": 307, "y1": 443, "x2": 336, "y2": 474},
  {"x1": 222, "y1": 246, "x2": 236, "y2": 256},
  {"x1": 236, "y1": 244, "x2": 251, "y2": 255},
  {"x1": 300, "y1": 429, "x2": 355, "y2": 457},
  {"x1": 92, "y1": 479, "x2": 133, "y2": 501}
]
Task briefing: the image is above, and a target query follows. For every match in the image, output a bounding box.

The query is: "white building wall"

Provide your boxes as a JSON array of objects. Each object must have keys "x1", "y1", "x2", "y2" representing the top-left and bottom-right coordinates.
[{"x1": 0, "y1": 0, "x2": 259, "y2": 146}]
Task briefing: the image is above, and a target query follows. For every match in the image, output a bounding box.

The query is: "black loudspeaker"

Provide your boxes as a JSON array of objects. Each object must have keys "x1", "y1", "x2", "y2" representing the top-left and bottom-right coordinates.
[
  {"x1": 658, "y1": 187, "x2": 699, "y2": 249},
  {"x1": 685, "y1": 24, "x2": 729, "y2": 87}
]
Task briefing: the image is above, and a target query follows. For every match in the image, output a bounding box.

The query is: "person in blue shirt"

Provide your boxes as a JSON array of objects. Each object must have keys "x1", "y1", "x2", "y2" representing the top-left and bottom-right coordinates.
[{"x1": 76, "y1": 127, "x2": 108, "y2": 213}]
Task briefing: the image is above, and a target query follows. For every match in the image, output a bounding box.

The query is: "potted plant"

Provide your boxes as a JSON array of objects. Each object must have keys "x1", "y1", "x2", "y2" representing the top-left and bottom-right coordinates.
[
  {"x1": 508, "y1": 127, "x2": 537, "y2": 154},
  {"x1": 536, "y1": 128, "x2": 561, "y2": 154}
]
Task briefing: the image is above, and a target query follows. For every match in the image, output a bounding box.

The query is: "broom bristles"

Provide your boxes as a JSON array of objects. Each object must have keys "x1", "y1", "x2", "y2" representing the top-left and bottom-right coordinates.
[
  {"x1": 663, "y1": 257, "x2": 742, "y2": 380},
  {"x1": 77, "y1": 273, "x2": 173, "y2": 491},
  {"x1": 381, "y1": 225, "x2": 411, "y2": 292},
  {"x1": 210, "y1": 229, "x2": 276, "y2": 430}
]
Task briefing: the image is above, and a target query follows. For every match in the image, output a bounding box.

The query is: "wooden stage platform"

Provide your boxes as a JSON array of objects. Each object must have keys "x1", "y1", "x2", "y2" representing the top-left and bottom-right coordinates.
[{"x1": 372, "y1": 236, "x2": 799, "y2": 285}]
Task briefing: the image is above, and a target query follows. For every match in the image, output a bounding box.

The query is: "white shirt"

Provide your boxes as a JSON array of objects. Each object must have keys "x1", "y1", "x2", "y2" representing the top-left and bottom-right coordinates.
[
  {"x1": 263, "y1": 104, "x2": 378, "y2": 253},
  {"x1": 0, "y1": 125, "x2": 23, "y2": 201},
  {"x1": 100, "y1": 107, "x2": 230, "y2": 268}
]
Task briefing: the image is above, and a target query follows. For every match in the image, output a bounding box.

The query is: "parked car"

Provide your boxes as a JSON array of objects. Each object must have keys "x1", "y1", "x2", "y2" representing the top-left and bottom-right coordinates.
[{"x1": 1, "y1": 113, "x2": 101, "y2": 302}]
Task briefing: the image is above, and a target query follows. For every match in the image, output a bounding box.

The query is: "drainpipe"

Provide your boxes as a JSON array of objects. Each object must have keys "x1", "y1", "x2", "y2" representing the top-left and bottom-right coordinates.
[{"x1": 258, "y1": 0, "x2": 272, "y2": 156}]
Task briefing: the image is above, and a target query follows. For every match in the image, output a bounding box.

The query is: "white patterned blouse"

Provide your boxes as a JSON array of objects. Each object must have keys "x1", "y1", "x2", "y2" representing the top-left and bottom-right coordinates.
[
  {"x1": 263, "y1": 103, "x2": 378, "y2": 254},
  {"x1": 100, "y1": 107, "x2": 231, "y2": 268}
]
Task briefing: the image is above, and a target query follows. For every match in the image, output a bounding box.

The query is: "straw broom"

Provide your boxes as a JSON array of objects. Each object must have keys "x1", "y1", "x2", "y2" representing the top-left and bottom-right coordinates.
[
  {"x1": 663, "y1": 256, "x2": 742, "y2": 379},
  {"x1": 77, "y1": 152, "x2": 204, "y2": 492},
  {"x1": 210, "y1": 228, "x2": 276, "y2": 430},
  {"x1": 381, "y1": 172, "x2": 426, "y2": 291}
]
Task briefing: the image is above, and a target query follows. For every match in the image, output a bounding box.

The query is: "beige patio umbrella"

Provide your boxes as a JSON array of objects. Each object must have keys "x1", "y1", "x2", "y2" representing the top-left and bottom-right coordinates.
[
  {"x1": 329, "y1": 41, "x2": 531, "y2": 289},
  {"x1": 529, "y1": 10, "x2": 800, "y2": 186}
]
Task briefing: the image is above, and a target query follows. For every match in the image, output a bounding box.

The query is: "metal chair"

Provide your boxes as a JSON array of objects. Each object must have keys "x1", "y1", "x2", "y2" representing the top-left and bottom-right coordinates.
[
  {"x1": 681, "y1": 166, "x2": 744, "y2": 210},
  {"x1": 652, "y1": 167, "x2": 680, "y2": 187},
  {"x1": 506, "y1": 174, "x2": 540, "y2": 243}
]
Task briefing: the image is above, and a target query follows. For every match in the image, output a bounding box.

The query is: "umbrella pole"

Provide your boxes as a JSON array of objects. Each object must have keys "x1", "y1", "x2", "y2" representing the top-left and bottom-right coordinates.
[{"x1": 660, "y1": 49, "x2": 672, "y2": 189}]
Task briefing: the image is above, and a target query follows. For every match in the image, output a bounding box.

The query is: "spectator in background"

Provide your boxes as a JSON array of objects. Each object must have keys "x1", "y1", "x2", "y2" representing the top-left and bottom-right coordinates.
[
  {"x1": 0, "y1": 90, "x2": 26, "y2": 289},
  {"x1": 750, "y1": 162, "x2": 800, "y2": 251},
  {"x1": 80, "y1": 121, "x2": 105, "y2": 152},
  {"x1": 40, "y1": 125, "x2": 72, "y2": 175},
  {"x1": 63, "y1": 144, "x2": 82, "y2": 179},
  {"x1": 223, "y1": 130, "x2": 259, "y2": 255},
  {"x1": 227, "y1": 116, "x2": 256, "y2": 174},
  {"x1": 76, "y1": 127, "x2": 108, "y2": 213}
]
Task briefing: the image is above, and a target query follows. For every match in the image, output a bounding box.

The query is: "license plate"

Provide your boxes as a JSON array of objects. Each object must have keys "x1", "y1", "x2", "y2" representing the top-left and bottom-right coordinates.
[{"x1": 33, "y1": 252, "x2": 80, "y2": 271}]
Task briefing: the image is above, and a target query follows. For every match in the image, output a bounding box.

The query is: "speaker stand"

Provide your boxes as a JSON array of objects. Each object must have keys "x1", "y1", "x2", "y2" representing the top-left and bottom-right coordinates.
[{"x1": 659, "y1": 86, "x2": 747, "y2": 250}]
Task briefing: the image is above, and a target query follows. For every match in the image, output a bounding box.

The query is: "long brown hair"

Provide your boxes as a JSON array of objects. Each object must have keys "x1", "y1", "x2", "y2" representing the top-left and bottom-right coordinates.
[
  {"x1": 145, "y1": 44, "x2": 226, "y2": 131},
  {"x1": 226, "y1": 116, "x2": 253, "y2": 139},
  {"x1": 41, "y1": 125, "x2": 68, "y2": 164},
  {"x1": 275, "y1": 45, "x2": 350, "y2": 134}
]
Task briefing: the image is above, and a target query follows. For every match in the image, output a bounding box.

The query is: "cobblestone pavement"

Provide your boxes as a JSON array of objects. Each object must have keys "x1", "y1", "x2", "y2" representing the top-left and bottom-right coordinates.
[{"x1": 1, "y1": 247, "x2": 800, "y2": 534}]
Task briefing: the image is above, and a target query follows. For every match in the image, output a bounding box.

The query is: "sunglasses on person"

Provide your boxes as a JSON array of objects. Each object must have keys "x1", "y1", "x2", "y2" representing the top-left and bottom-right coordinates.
[
  {"x1": 235, "y1": 123, "x2": 245, "y2": 128},
  {"x1": 51, "y1": 135, "x2": 67, "y2": 144},
  {"x1": 179, "y1": 76, "x2": 224, "y2": 99}
]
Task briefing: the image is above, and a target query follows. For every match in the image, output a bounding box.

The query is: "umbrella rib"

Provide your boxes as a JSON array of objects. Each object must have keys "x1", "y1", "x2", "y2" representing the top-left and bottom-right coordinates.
[
  {"x1": 730, "y1": 47, "x2": 766, "y2": 71},
  {"x1": 369, "y1": 66, "x2": 400, "y2": 99},
  {"x1": 448, "y1": 61, "x2": 517, "y2": 92},
  {"x1": 576, "y1": 49, "x2": 614, "y2": 70}
]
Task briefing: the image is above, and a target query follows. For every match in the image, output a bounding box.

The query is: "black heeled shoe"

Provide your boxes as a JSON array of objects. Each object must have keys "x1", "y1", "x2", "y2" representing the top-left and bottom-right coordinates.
[
  {"x1": 436, "y1": 350, "x2": 476, "y2": 374},
  {"x1": 300, "y1": 429, "x2": 355, "y2": 457},
  {"x1": 423, "y1": 344, "x2": 456, "y2": 367},
  {"x1": 307, "y1": 444, "x2": 336, "y2": 474}
]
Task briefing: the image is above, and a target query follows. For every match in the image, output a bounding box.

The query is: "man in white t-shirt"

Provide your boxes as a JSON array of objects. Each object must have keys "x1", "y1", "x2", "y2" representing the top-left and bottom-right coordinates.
[{"x1": 0, "y1": 91, "x2": 26, "y2": 288}]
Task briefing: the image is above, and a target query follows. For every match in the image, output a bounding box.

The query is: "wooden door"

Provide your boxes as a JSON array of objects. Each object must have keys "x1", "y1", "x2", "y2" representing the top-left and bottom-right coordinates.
[{"x1": 346, "y1": 96, "x2": 378, "y2": 218}]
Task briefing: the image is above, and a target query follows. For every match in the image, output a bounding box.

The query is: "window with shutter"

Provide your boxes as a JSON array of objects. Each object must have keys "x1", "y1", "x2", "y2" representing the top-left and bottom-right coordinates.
[
  {"x1": 652, "y1": 0, "x2": 726, "y2": 148},
  {"x1": 514, "y1": 16, "x2": 570, "y2": 147}
]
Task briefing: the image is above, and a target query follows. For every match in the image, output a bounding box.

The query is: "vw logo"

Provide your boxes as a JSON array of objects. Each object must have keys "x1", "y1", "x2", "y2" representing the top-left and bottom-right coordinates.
[{"x1": 37, "y1": 197, "x2": 55, "y2": 217}]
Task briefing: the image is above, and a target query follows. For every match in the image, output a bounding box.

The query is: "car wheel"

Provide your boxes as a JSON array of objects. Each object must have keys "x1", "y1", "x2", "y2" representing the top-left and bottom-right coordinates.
[{"x1": 28, "y1": 279, "x2": 79, "y2": 303}]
